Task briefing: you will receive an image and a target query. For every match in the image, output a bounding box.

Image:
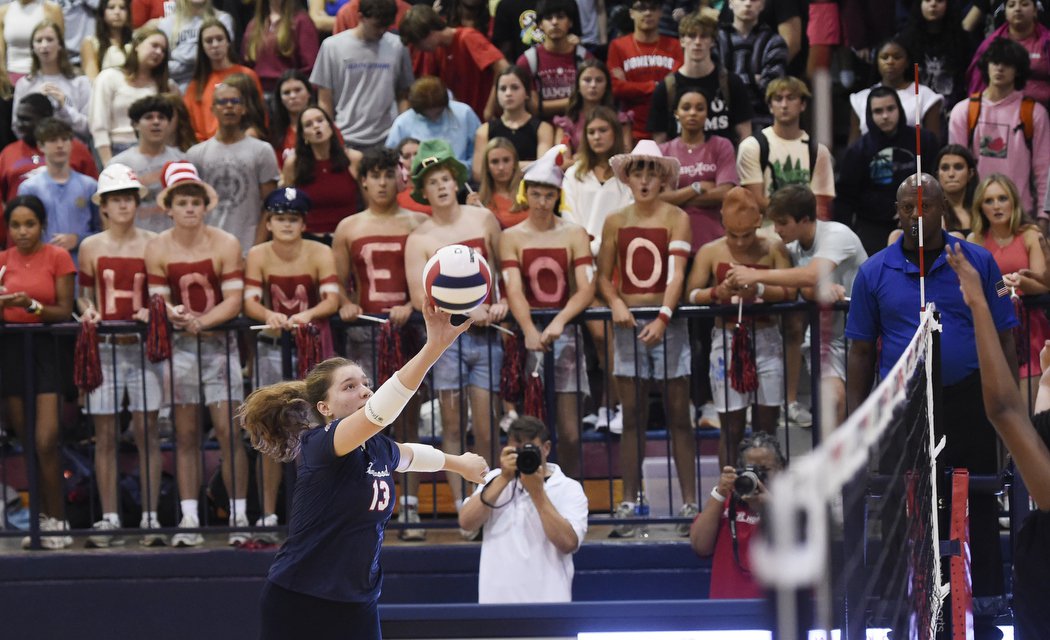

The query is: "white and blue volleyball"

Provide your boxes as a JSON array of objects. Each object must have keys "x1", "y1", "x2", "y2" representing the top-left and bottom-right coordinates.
[{"x1": 423, "y1": 244, "x2": 492, "y2": 315}]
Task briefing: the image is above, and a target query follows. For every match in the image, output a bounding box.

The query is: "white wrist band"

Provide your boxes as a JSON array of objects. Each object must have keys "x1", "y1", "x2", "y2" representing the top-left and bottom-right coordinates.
[
  {"x1": 363, "y1": 373, "x2": 415, "y2": 427},
  {"x1": 755, "y1": 282, "x2": 765, "y2": 297},
  {"x1": 710, "y1": 487, "x2": 726, "y2": 503},
  {"x1": 399, "y1": 442, "x2": 446, "y2": 472}
]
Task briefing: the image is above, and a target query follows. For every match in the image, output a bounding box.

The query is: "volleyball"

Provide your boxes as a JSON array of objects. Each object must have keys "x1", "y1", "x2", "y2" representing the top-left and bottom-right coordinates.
[{"x1": 422, "y1": 244, "x2": 492, "y2": 315}]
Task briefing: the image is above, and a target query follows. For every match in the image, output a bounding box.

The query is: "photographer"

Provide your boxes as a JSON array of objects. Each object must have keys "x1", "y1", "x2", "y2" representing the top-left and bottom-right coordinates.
[
  {"x1": 459, "y1": 416, "x2": 589, "y2": 604},
  {"x1": 688, "y1": 431, "x2": 785, "y2": 599}
]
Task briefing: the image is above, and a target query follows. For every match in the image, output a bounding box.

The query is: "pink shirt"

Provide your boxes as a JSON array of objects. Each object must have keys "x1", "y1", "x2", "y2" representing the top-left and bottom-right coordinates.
[{"x1": 660, "y1": 135, "x2": 739, "y2": 252}]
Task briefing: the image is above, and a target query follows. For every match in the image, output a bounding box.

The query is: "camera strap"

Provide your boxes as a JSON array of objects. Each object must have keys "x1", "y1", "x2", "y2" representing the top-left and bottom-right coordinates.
[
  {"x1": 478, "y1": 475, "x2": 518, "y2": 509},
  {"x1": 727, "y1": 497, "x2": 751, "y2": 576}
]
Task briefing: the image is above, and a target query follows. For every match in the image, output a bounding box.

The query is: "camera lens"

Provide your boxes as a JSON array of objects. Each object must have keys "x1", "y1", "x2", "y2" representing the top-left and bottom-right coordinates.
[
  {"x1": 516, "y1": 444, "x2": 541, "y2": 475},
  {"x1": 734, "y1": 471, "x2": 759, "y2": 497}
]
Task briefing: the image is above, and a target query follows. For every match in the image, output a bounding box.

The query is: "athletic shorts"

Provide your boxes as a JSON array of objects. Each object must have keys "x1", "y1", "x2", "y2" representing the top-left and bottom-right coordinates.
[
  {"x1": 612, "y1": 318, "x2": 691, "y2": 380},
  {"x1": 171, "y1": 333, "x2": 243, "y2": 405},
  {"x1": 87, "y1": 341, "x2": 162, "y2": 413},
  {"x1": 431, "y1": 329, "x2": 502, "y2": 392},
  {"x1": 709, "y1": 324, "x2": 784, "y2": 413},
  {"x1": 525, "y1": 325, "x2": 589, "y2": 394}
]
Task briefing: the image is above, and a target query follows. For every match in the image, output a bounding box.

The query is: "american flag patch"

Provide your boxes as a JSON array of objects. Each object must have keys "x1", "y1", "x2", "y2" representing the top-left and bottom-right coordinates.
[{"x1": 995, "y1": 279, "x2": 1009, "y2": 297}]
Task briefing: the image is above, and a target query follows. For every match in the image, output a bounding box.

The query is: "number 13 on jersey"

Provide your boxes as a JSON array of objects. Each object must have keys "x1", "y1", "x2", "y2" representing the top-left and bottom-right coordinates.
[{"x1": 369, "y1": 479, "x2": 391, "y2": 512}]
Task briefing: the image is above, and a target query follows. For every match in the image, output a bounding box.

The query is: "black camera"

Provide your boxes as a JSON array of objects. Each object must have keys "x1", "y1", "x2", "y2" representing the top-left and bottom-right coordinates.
[
  {"x1": 515, "y1": 443, "x2": 542, "y2": 475},
  {"x1": 733, "y1": 466, "x2": 768, "y2": 498}
]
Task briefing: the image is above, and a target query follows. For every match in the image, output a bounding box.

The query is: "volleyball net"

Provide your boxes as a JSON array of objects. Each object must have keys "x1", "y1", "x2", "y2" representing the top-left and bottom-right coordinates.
[{"x1": 753, "y1": 307, "x2": 948, "y2": 640}]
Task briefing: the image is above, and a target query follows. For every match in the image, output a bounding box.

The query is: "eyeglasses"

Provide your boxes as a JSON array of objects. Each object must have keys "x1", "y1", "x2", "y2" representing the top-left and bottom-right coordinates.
[{"x1": 214, "y1": 97, "x2": 242, "y2": 106}]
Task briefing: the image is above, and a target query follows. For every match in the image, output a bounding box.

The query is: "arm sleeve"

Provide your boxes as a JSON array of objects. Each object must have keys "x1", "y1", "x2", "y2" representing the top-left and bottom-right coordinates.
[
  {"x1": 63, "y1": 77, "x2": 93, "y2": 140},
  {"x1": 947, "y1": 98, "x2": 968, "y2": 147},
  {"x1": 844, "y1": 265, "x2": 877, "y2": 341},
  {"x1": 736, "y1": 136, "x2": 764, "y2": 186},
  {"x1": 813, "y1": 224, "x2": 855, "y2": 268},
  {"x1": 309, "y1": 39, "x2": 333, "y2": 89},
  {"x1": 464, "y1": 29, "x2": 505, "y2": 72},
  {"x1": 396, "y1": 44, "x2": 414, "y2": 94},
  {"x1": 551, "y1": 479, "x2": 590, "y2": 550},
  {"x1": 299, "y1": 423, "x2": 339, "y2": 467}
]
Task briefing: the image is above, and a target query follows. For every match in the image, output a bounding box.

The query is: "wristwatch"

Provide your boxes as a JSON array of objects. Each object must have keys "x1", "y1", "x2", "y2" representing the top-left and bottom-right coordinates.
[
  {"x1": 690, "y1": 182, "x2": 703, "y2": 196},
  {"x1": 27, "y1": 299, "x2": 43, "y2": 315}
]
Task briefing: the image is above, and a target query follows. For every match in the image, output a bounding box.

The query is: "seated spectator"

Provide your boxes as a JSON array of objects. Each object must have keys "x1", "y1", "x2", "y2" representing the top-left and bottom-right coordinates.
[
  {"x1": 468, "y1": 137, "x2": 524, "y2": 229},
  {"x1": 937, "y1": 144, "x2": 980, "y2": 237},
  {"x1": 649, "y1": 11, "x2": 752, "y2": 146},
  {"x1": 399, "y1": 4, "x2": 509, "y2": 119},
  {"x1": 111, "y1": 95, "x2": 184, "y2": 234},
  {"x1": 689, "y1": 432, "x2": 785, "y2": 598},
  {"x1": 608, "y1": 0, "x2": 683, "y2": 141},
  {"x1": 500, "y1": 147, "x2": 595, "y2": 477},
  {"x1": 17, "y1": 118, "x2": 100, "y2": 265},
  {"x1": 849, "y1": 37, "x2": 943, "y2": 142},
  {"x1": 184, "y1": 19, "x2": 263, "y2": 142},
  {"x1": 81, "y1": 0, "x2": 132, "y2": 79},
  {"x1": 0, "y1": 0, "x2": 64, "y2": 84},
  {"x1": 472, "y1": 66, "x2": 553, "y2": 183},
  {"x1": 836, "y1": 86, "x2": 938, "y2": 257},
  {"x1": 658, "y1": 87, "x2": 738, "y2": 253},
  {"x1": 312, "y1": 0, "x2": 413, "y2": 150},
  {"x1": 385, "y1": 76, "x2": 481, "y2": 175},
  {"x1": 76, "y1": 165, "x2": 165, "y2": 548},
  {"x1": 145, "y1": 161, "x2": 248, "y2": 547},
  {"x1": 187, "y1": 81, "x2": 280, "y2": 253},
  {"x1": 716, "y1": 0, "x2": 787, "y2": 131},
  {"x1": 459, "y1": 416, "x2": 589, "y2": 602},
  {"x1": 89, "y1": 27, "x2": 175, "y2": 164},
  {"x1": 158, "y1": 0, "x2": 235, "y2": 89},
  {"x1": 13, "y1": 22, "x2": 91, "y2": 141},
  {"x1": 243, "y1": 187, "x2": 341, "y2": 542},
  {"x1": 967, "y1": 0, "x2": 1050, "y2": 109},
  {"x1": 896, "y1": 0, "x2": 974, "y2": 113},
  {"x1": 949, "y1": 37, "x2": 1050, "y2": 221},
  {"x1": 516, "y1": 0, "x2": 590, "y2": 119},
  {"x1": 242, "y1": 0, "x2": 319, "y2": 95},
  {"x1": 553, "y1": 59, "x2": 633, "y2": 155},
  {"x1": 281, "y1": 106, "x2": 362, "y2": 243},
  {"x1": 0, "y1": 195, "x2": 76, "y2": 549},
  {"x1": 268, "y1": 69, "x2": 314, "y2": 167}
]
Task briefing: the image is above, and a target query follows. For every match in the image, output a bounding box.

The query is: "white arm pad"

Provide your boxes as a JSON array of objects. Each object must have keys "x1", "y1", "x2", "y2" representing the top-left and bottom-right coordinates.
[
  {"x1": 397, "y1": 442, "x2": 447, "y2": 473},
  {"x1": 363, "y1": 374, "x2": 415, "y2": 427}
]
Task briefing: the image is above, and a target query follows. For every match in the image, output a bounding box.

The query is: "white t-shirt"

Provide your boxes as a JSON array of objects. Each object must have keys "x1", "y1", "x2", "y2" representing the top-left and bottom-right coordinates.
[
  {"x1": 849, "y1": 83, "x2": 943, "y2": 135},
  {"x1": 561, "y1": 164, "x2": 634, "y2": 256},
  {"x1": 787, "y1": 220, "x2": 867, "y2": 298},
  {"x1": 467, "y1": 463, "x2": 589, "y2": 604},
  {"x1": 737, "y1": 127, "x2": 835, "y2": 199}
]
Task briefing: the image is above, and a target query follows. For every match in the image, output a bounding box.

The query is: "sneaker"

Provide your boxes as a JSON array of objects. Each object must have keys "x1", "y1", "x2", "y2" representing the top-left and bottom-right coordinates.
[
  {"x1": 22, "y1": 515, "x2": 73, "y2": 550},
  {"x1": 172, "y1": 513, "x2": 204, "y2": 547},
  {"x1": 697, "y1": 402, "x2": 720, "y2": 430},
  {"x1": 139, "y1": 514, "x2": 167, "y2": 547},
  {"x1": 253, "y1": 513, "x2": 280, "y2": 545},
  {"x1": 676, "y1": 503, "x2": 699, "y2": 537},
  {"x1": 397, "y1": 504, "x2": 426, "y2": 541},
  {"x1": 594, "y1": 406, "x2": 613, "y2": 431},
  {"x1": 608, "y1": 405, "x2": 624, "y2": 435},
  {"x1": 498, "y1": 410, "x2": 518, "y2": 433},
  {"x1": 86, "y1": 518, "x2": 125, "y2": 548},
  {"x1": 787, "y1": 401, "x2": 813, "y2": 428},
  {"x1": 229, "y1": 512, "x2": 251, "y2": 546},
  {"x1": 581, "y1": 412, "x2": 599, "y2": 428},
  {"x1": 608, "y1": 501, "x2": 636, "y2": 538}
]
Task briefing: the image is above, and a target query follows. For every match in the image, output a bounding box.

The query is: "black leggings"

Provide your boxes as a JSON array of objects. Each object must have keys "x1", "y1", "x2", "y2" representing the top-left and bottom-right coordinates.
[{"x1": 259, "y1": 581, "x2": 381, "y2": 640}]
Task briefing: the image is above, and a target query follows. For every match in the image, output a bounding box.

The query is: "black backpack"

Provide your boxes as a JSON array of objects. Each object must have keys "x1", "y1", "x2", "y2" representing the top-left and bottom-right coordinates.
[{"x1": 754, "y1": 129, "x2": 818, "y2": 192}]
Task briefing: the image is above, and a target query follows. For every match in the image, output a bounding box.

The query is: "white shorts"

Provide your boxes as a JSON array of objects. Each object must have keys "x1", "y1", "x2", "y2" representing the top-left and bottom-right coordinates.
[
  {"x1": 172, "y1": 333, "x2": 244, "y2": 405},
  {"x1": 709, "y1": 324, "x2": 784, "y2": 413},
  {"x1": 802, "y1": 330, "x2": 846, "y2": 382},
  {"x1": 525, "y1": 325, "x2": 589, "y2": 394},
  {"x1": 613, "y1": 318, "x2": 691, "y2": 380},
  {"x1": 86, "y1": 341, "x2": 163, "y2": 413},
  {"x1": 254, "y1": 338, "x2": 296, "y2": 388}
]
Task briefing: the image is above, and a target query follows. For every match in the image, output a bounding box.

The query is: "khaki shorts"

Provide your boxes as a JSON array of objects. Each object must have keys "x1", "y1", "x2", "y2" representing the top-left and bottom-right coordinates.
[{"x1": 172, "y1": 333, "x2": 243, "y2": 405}]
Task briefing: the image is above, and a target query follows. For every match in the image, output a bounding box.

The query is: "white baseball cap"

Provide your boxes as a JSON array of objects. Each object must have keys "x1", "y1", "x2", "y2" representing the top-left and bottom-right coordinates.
[{"x1": 92, "y1": 163, "x2": 150, "y2": 205}]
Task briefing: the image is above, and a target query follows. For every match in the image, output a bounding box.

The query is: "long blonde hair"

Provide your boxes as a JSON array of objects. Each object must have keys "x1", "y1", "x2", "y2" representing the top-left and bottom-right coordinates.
[
  {"x1": 477, "y1": 137, "x2": 522, "y2": 206},
  {"x1": 970, "y1": 173, "x2": 1036, "y2": 241},
  {"x1": 238, "y1": 357, "x2": 354, "y2": 462},
  {"x1": 244, "y1": 0, "x2": 300, "y2": 62}
]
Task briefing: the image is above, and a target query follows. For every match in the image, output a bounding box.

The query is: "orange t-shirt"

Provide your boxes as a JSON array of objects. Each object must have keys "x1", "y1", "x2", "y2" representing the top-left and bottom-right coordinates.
[{"x1": 184, "y1": 66, "x2": 265, "y2": 142}]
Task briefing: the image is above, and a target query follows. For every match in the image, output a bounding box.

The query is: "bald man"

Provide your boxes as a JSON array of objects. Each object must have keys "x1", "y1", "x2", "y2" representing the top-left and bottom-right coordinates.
[
  {"x1": 686, "y1": 186, "x2": 795, "y2": 468},
  {"x1": 845, "y1": 173, "x2": 1018, "y2": 609}
]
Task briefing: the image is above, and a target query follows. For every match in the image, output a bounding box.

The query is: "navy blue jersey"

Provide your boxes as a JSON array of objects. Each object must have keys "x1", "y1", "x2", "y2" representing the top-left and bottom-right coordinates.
[{"x1": 268, "y1": 422, "x2": 401, "y2": 603}]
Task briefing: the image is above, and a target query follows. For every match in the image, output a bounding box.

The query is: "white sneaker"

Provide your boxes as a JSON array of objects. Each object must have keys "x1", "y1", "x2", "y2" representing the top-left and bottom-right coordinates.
[
  {"x1": 253, "y1": 513, "x2": 280, "y2": 545},
  {"x1": 608, "y1": 405, "x2": 624, "y2": 435},
  {"x1": 609, "y1": 501, "x2": 636, "y2": 538},
  {"x1": 581, "y1": 412, "x2": 599, "y2": 428},
  {"x1": 787, "y1": 401, "x2": 813, "y2": 428},
  {"x1": 228, "y1": 512, "x2": 250, "y2": 546},
  {"x1": 22, "y1": 515, "x2": 73, "y2": 550},
  {"x1": 139, "y1": 514, "x2": 167, "y2": 547},
  {"x1": 172, "y1": 513, "x2": 204, "y2": 547},
  {"x1": 87, "y1": 518, "x2": 125, "y2": 548},
  {"x1": 397, "y1": 504, "x2": 426, "y2": 541},
  {"x1": 594, "y1": 406, "x2": 613, "y2": 431},
  {"x1": 697, "y1": 402, "x2": 720, "y2": 430},
  {"x1": 676, "y1": 503, "x2": 699, "y2": 537}
]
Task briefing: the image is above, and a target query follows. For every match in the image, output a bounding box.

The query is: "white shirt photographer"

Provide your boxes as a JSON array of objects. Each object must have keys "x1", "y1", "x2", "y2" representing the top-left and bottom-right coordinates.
[{"x1": 464, "y1": 463, "x2": 589, "y2": 604}]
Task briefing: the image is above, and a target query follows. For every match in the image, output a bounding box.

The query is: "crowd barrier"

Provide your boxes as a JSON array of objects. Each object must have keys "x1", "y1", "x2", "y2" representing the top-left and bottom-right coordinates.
[{"x1": 2, "y1": 295, "x2": 1037, "y2": 550}]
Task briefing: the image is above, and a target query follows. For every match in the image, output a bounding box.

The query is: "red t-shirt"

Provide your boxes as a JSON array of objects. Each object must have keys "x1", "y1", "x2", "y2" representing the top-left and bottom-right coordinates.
[
  {"x1": 0, "y1": 243, "x2": 76, "y2": 323},
  {"x1": 607, "y1": 34, "x2": 682, "y2": 140},
  {"x1": 437, "y1": 28, "x2": 505, "y2": 119},
  {"x1": 297, "y1": 158, "x2": 361, "y2": 234},
  {"x1": 709, "y1": 498, "x2": 763, "y2": 599},
  {"x1": 132, "y1": 0, "x2": 172, "y2": 28}
]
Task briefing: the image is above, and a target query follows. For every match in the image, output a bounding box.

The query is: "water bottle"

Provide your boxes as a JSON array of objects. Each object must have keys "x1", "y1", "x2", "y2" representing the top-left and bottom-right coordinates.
[{"x1": 634, "y1": 490, "x2": 649, "y2": 538}]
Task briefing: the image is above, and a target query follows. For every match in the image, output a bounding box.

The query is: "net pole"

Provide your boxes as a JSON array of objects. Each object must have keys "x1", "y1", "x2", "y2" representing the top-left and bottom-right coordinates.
[{"x1": 915, "y1": 64, "x2": 926, "y2": 316}]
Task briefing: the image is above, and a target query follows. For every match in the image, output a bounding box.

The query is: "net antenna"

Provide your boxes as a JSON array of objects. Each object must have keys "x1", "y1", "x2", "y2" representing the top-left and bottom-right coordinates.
[{"x1": 915, "y1": 63, "x2": 927, "y2": 316}]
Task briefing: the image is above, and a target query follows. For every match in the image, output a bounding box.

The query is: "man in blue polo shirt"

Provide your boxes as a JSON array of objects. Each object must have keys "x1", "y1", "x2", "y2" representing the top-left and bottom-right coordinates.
[{"x1": 845, "y1": 173, "x2": 1017, "y2": 636}]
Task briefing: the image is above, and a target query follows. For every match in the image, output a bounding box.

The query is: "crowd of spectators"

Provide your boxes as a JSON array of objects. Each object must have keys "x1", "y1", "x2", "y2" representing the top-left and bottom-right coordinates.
[{"x1": 0, "y1": 0, "x2": 1048, "y2": 628}]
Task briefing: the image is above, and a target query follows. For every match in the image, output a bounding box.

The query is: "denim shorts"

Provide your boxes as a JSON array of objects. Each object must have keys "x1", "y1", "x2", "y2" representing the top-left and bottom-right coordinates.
[
  {"x1": 431, "y1": 330, "x2": 503, "y2": 392},
  {"x1": 612, "y1": 318, "x2": 691, "y2": 380}
]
